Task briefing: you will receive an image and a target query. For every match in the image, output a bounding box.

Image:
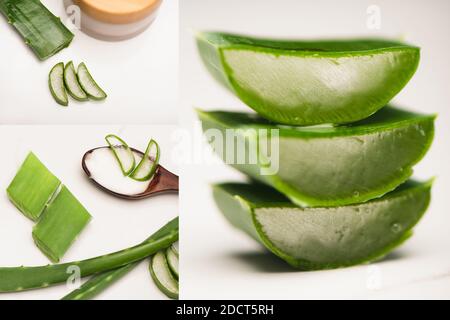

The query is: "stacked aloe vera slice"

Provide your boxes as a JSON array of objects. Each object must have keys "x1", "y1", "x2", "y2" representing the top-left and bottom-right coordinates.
[{"x1": 196, "y1": 32, "x2": 435, "y2": 270}]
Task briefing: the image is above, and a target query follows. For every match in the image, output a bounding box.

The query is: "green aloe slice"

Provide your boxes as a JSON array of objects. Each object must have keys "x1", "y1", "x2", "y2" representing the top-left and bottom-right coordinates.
[
  {"x1": 49, "y1": 62, "x2": 69, "y2": 106},
  {"x1": 33, "y1": 186, "x2": 92, "y2": 263},
  {"x1": 0, "y1": 0, "x2": 74, "y2": 60},
  {"x1": 165, "y1": 247, "x2": 179, "y2": 279},
  {"x1": 213, "y1": 180, "x2": 432, "y2": 270},
  {"x1": 149, "y1": 251, "x2": 179, "y2": 299},
  {"x1": 198, "y1": 107, "x2": 435, "y2": 207},
  {"x1": 196, "y1": 32, "x2": 420, "y2": 125},
  {"x1": 77, "y1": 62, "x2": 107, "y2": 101},
  {"x1": 105, "y1": 134, "x2": 136, "y2": 176},
  {"x1": 130, "y1": 139, "x2": 160, "y2": 181},
  {"x1": 64, "y1": 61, "x2": 88, "y2": 101},
  {"x1": 7, "y1": 152, "x2": 61, "y2": 221}
]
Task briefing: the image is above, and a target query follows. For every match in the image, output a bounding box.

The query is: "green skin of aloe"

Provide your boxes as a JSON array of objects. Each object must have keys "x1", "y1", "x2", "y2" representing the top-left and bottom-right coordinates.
[
  {"x1": 198, "y1": 106, "x2": 435, "y2": 207},
  {"x1": 197, "y1": 32, "x2": 420, "y2": 126},
  {"x1": 213, "y1": 180, "x2": 431, "y2": 270}
]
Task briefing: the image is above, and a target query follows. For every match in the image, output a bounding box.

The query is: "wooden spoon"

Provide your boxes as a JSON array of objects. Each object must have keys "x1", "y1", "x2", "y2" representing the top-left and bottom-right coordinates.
[{"x1": 82, "y1": 147, "x2": 178, "y2": 200}]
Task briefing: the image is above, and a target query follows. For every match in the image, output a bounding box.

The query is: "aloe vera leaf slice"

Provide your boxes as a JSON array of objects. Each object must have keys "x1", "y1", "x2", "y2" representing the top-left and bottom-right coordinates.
[
  {"x1": 198, "y1": 107, "x2": 435, "y2": 207},
  {"x1": 171, "y1": 241, "x2": 179, "y2": 257},
  {"x1": 61, "y1": 218, "x2": 179, "y2": 300},
  {"x1": 105, "y1": 134, "x2": 136, "y2": 176},
  {"x1": 0, "y1": 217, "x2": 178, "y2": 293},
  {"x1": 32, "y1": 186, "x2": 92, "y2": 263},
  {"x1": 196, "y1": 32, "x2": 420, "y2": 125},
  {"x1": 0, "y1": 0, "x2": 74, "y2": 60},
  {"x1": 149, "y1": 251, "x2": 179, "y2": 299},
  {"x1": 7, "y1": 152, "x2": 61, "y2": 221},
  {"x1": 64, "y1": 61, "x2": 88, "y2": 101},
  {"x1": 166, "y1": 247, "x2": 179, "y2": 279},
  {"x1": 49, "y1": 62, "x2": 69, "y2": 106},
  {"x1": 130, "y1": 139, "x2": 160, "y2": 181},
  {"x1": 213, "y1": 180, "x2": 432, "y2": 270},
  {"x1": 77, "y1": 62, "x2": 107, "y2": 100}
]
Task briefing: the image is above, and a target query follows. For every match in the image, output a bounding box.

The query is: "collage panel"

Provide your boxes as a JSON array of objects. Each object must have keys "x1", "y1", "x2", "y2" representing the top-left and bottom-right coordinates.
[
  {"x1": 180, "y1": 0, "x2": 449, "y2": 300},
  {"x1": 0, "y1": 125, "x2": 179, "y2": 299}
]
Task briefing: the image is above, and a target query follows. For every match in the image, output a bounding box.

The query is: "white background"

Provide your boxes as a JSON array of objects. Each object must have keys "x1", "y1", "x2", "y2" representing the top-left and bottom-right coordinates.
[
  {"x1": 0, "y1": 0, "x2": 178, "y2": 124},
  {"x1": 0, "y1": 125, "x2": 178, "y2": 300},
  {"x1": 180, "y1": 0, "x2": 450, "y2": 299}
]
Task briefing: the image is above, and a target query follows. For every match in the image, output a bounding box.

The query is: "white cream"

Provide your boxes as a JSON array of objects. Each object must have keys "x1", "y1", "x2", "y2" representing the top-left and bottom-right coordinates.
[{"x1": 85, "y1": 148, "x2": 151, "y2": 195}]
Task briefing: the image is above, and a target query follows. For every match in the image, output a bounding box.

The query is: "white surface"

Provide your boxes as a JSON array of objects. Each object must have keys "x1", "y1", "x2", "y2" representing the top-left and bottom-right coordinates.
[
  {"x1": 0, "y1": 0, "x2": 178, "y2": 124},
  {"x1": 180, "y1": 0, "x2": 450, "y2": 299},
  {"x1": 84, "y1": 148, "x2": 150, "y2": 195},
  {"x1": 0, "y1": 125, "x2": 178, "y2": 300}
]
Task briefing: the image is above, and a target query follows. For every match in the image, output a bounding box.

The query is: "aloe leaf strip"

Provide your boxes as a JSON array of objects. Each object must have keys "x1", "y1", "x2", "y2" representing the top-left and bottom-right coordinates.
[
  {"x1": 61, "y1": 217, "x2": 178, "y2": 300},
  {"x1": 77, "y1": 62, "x2": 107, "y2": 100},
  {"x1": 105, "y1": 134, "x2": 136, "y2": 176},
  {"x1": 61, "y1": 264, "x2": 136, "y2": 300},
  {"x1": 64, "y1": 61, "x2": 88, "y2": 101},
  {"x1": 130, "y1": 139, "x2": 161, "y2": 181},
  {"x1": 0, "y1": 0, "x2": 74, "y2": 60},
  {"x1": 149, "y1": 251, "x2": 179, "y2": 300},
  {"x1": 0, "y1": 217, "x2": 178, "y2": 293}
]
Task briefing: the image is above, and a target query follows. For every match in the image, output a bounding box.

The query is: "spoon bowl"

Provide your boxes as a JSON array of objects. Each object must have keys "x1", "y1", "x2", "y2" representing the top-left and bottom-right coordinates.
[{"x1": 82, "y1": 147, "x2": 178, "y2": 200}]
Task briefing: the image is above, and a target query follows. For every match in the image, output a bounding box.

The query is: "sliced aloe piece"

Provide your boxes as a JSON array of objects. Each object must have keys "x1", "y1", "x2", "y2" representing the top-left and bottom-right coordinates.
[
  {"x1": 49, "y1": 63, "x2": 68, "y2": 106},
  {"x1": 64, "y1": 61, "x2": 88, "y2": 101},
  {"x1": 130, "y1": 139, "x2": 160, "y2": 181},
  {"x1": 171, "y1": 241, "x2": 179, "y2": 257},
  {"x1": 105, "y1": 134, "x2": 136, "y2": 176},
  {"x1": 33, "y1": 186, "x2": 92, "y2": 263},
  {"x1": 0, "y1": 0, "x2": 74, "y2": 60},
  {"x1": 198, "y1": 107, "x2": 435, "y2": 207},
  {"x1": 149, "y1": 251, "x2": 179, "y2": 299},
  {"x1": 77, "y1": 62, "x2": 107, "y2": 101},
  {"x1": 197, "y1": 32, "x2": 420, "y2": 125},
  {"x1": 7, "y1": 152, "x2": 61, "y2": 221},
  {"x1": 213, "y1": 180, "x2": 431, "y2": 270},
  {"x1": 165, "y1": 247, "x2": 179, "y2": 279}
]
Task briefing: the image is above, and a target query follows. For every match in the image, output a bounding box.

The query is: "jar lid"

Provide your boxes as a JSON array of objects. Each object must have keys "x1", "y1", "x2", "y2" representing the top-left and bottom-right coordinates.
[{"x1": 74, "y1": 0, "x2": 162, "y2": 24}]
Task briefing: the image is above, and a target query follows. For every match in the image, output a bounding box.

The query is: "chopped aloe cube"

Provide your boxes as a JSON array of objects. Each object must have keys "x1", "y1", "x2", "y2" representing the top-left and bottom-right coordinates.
[
  {"x1": 197, "y1": 32, "x2": 420, "y2": 125},
  {"x1": 33, "y1": 186, "x2": 92, "y2": 263},
  {"x1": 198, "y1": 107, "x2": 435, "y2": 207},
  {"x1": 7, "y1": 152, "x2": 60, "y2": 221},
  {"x1": 0, "y1": 0, "x2": 74, "y2": 60},
  {"x1": 213, "y1": 180, "x2": 431, "y2": 270}
]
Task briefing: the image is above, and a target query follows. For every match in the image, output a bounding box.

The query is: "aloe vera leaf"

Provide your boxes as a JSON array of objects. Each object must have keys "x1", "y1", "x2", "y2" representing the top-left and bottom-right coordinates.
[
  {"x1": 32, "y1": 186, "x2": 92, "y2": 263},
  {"x1": 0, "y1": 217, "x2": 178, "y2": 293},
  {"x1": 166, "y1": 247, "x2": 179, "y2": 279},
  {"x1": 0, "y1": 0, "x2": 74, "y2": 60},
  {"x1": 49, "y1": 62, "x2": 69, "y2": 106},
  {"x1": 7, "y1": 152, "x2": 61, "y2": 221},
  {"x1": 77, "y1": 63, "x2": 107, "y2": 100},
  {"x1": 149, "y1": 251, "x2": 179, "y2": 299},
  {"x1": 213, "y1": 180, "x2": 431, "y2": 270},
  {"x1": 105, "y1": 134, "x2": 136, "y2": 176},
  {"x1": 61, "y1": 218, "x2": 179, "y2": 300},
  {"x1": 64, "y1": 61, "x2": 88, "y2": 101},
  {"x1": 130, "y1": 139, "x2": 160, "y2": 181},
  {"x1": 198, "y1": 107, "x2": 435, "y2": 207},
  {"x1": 61, "y1": 265, "x2": 135, "y2": 300},
  {"x1": 196, "y1": 32, "x2": 420, "y2": 125}
]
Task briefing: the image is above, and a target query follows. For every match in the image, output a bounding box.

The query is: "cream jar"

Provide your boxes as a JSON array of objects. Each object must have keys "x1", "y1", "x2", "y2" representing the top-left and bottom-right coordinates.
[{"x1": 64, "y1": 0, "x2": 162, "y2": 41}]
